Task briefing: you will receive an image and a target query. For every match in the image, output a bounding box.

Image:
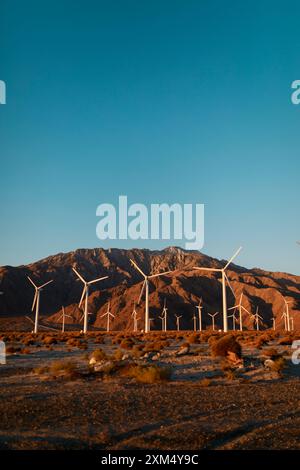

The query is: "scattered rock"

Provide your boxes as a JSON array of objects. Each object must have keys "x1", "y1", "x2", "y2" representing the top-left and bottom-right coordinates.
[{"x1": 176, "y1": 344, "x2": 190, "y2": 356}]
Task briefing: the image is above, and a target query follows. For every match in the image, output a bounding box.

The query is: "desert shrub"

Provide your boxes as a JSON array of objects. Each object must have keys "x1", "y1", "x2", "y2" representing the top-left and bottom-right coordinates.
[
  {"x1": 6, "y1": 345, "x2": 21, "y2": 354},
  {"x1": 113, "y1": 348, "x2": 124, "y2": 361},
  {"x1": 278, "y1": 336, "x2": 293, "y2": 345},
  {"x1": 20, "y1": 348, "x2": 31, "y2": 355},
  {"x1": 50, "y1": 360, "x2": 76, "y2": 376},
  {"x1": 269, "y1": 357, "x2": 285, "y2": 375},
  {"x1": 123, "y1": 364, "x2": 172, "y2": 383},
  {"x1": 198, "y1": 377, "x2": 211, "y2": 387},
  {"x1": 224, "y1": 368, "x2": 236, "y2": 381},
  {"x1": 187, "y1": 333, "x2": 200, "y2": 344},
  {"x1": 210, "y1": 335, "x2": 242, "y2": 359},
  {"x1": 264, "y1": 347, "x2": 280, "y2": 359},
  {"x1": 43, "y1": 336, "x2": 57, "y2": 346},
  {"x1": 90, "y1": 348, "x2": 107, "y2": 362},
  {"x1": 120, "y1": 338, "x2": 135, "y2": 350},
  {"x1": 33, "y1": 365, "x2": 49, "y2": 375}
]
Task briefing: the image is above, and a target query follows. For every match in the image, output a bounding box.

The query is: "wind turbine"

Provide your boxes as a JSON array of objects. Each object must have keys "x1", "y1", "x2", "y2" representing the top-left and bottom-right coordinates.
[
  {"x1": 271, "y1": 316, "x2": 276, "y2": 331},
  {"x1": 228, "y1": 311, "x2": 237, "y2": 331},
  {"x1": 27, "y1": 276, "x2": 53, "y2": 334},
  {"x1": 58, "y1": 306, "x2": 72, "y2": 333},
  {"x1": 72, "y1": 267, "x2": 108, "y2": 334},
  {"x1": 208, "y1": 312, "x2": 218, "y2": 331},
  {"x1": 131, "y1": 302, "x2": 139, "y2": 332},
  {"x1": 196, "y1": 298, "x2": 203, "y2": 331},
  {"x1": 101, "y1": 301, "x2": 115, "y2": 332},
  {"x1": 130, "y1": 259, "x2": 171, "y2": 333},
  {"x1": 175, "y1": 314, "x2": 182, "y2": 331},
  {"x1": 227, "y1": 292, "x2": 250, "y2": 331},
  {"x1": 160, "y1": 299, "x2": 168, "y2": 332},
  {"x1": 253, "y1": 307, "x2": 263, "y2": 331},
  {"x1": 194, "y1": 247, "x2": 242, "y2": 332},
  {"x1": 282, "y1": 297, "x2": 292, "y2": 332},
  {"x1": 158, "y1": 314, "x2": 165, "y2": 331},
  {"x1": 149, "y1": 317, "x2": 155, "y2": 331},
  {"x1": 281, "y1": 311, "x2": 287, "y2": 331}
]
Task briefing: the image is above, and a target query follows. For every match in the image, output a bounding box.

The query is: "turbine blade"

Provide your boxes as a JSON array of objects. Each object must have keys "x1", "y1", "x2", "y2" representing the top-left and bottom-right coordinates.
[
  {"x1": 79, "y1": 285, "x2": 87, "y2": 308},
  {"x1": 224, "y1": 246, "x2": 242, "y2": 270},
  {"x1": 27, "y1": 276, "x2": 37, "y2": 288},
  {"x1": 72, "y1": 267, "x2": 86, "y2": 283},
  {"x1": 149, "y1": 270, "x2": 171, "y2": 278},
  {"x1": 40, "y1": 279, "x2": 53, "y2": 289},
  {"x1": 224, "y1": 272, "x2": 235, "y2": 298},
  {"x1": 31, "y1": 291, "x2": 38, "y2": 311},
  {"x1": 88, "y1": 275, "x2": 109, "y2": 285},
  {"x1": 138, "y1": 280, "x2": 146, "y2": 304},
  {"x1": 130, "y1": 259, "x2": 146, "y2": 278},
  {"x1": 193, "y1": 267, "x2": 222, "y2": 272}
]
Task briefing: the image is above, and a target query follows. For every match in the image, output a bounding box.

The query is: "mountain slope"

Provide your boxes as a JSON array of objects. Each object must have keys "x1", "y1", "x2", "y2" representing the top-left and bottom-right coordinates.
[{"x1": 0, "y1": 247, "x2": 299, "y2": 331}]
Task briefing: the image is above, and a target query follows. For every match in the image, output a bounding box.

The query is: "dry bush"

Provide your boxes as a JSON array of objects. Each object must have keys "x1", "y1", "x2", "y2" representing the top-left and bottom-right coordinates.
[
  {"x1": 6, "y1": 345, "x2": 21, "y2": 354},
  {"x1": 264, "y1": 347, "x2": 280, "y2": 359},
  {"x1": 33, "y1": 365, "x2": 49, "y2": 375},
  {"x1": 198, "y1": 377, "x2": 211, "y2": 387},
  {"x1": 43, "y1": 336, "x2": 57, "y2": 346},
  {"x1": 224, "y1": 368, "x2": 236, "y2": 381},
  {"x1": 187, "y1": 333, "x2": 200, "y2": 344},
  {"x1": 120, "y1": 338, "x2": 135, "y2": 350},
  {"x1": 20, "y1": 348, "x2": 31, "y2": 355},
  {"x1": 254, "y1": 333, "x2": 270, "y2": 349},
  {"x1": 90, "y1": 348, "x2": 107, "y2": 362},
  {"x1": 122, "y1": 364, "x2": 172, "y2": 383},
  {"x1": 49, "y1": 360, "x2": 76, "y2": 376},
  {"x1": 210, "y1": 335, "x2": 242, "y2": 359},
  {"x1": 278, "y1": 336, "x2": 293, "y2": 345},
  {"x1": 269, "y1": 357, "x2": 285, "y2": 375},
  {"x1": 113, "y1": 348, "x2": 124, "y2": 361}
]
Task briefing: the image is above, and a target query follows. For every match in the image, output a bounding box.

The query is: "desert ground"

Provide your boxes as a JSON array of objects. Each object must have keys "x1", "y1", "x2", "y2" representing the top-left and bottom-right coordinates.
[{"x1": 0, "y1": 329, "x2": 299, "y2": 450}]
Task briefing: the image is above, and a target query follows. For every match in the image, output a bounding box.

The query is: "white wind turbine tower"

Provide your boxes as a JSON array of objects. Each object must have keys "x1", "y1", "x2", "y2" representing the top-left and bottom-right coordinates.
[
  {"x1": 175, "y1": 314, "x2": 182, "y2": 331},
  {"x1": 196, "y1": 298, "x2": 203, "y2": 331},
  {"x1": 101, "y1": 301, "x2": 115, "y2": 332},
  {"x1": 227, "y1": 292, "x2": 250, "y2": 331},
  {"x1": 253, "y1": 307, "x2": 263, "y2": 331},
  {"x1": 149, "y1": 317, "x2": 155, "y2": 331},
  {"x1": 72, "y1": 267, "x2": 108, "y2": 334},
  {"x1": 130, "y1": 259, "x2": 171, "y2": 333},
  {"x1": 282, "y1": 297, "x2": 292, "y2": 332},
  {"x1": 194, "y1": 247, "x2": 242, "y2": 332},
  {"x1": 271, "y1": 316, "x2": 276, "y2": 331},
  {"x1": 228, "y1": 311, "x2": 237, "y2": 331},
  {"x1": 208, "y1": 312, "x2": 218, "y2": 331},
  {"x1": 58, "y1": 306, "x2": 72, "y2": 333},
  {"x1": 160, "y1": 299, "x2": 168, "y2": 332},
  {"x1": 27, "y1": 276, "x2": 53, "y2": 334},
  {"x1": 158, "y1": 313, "x2": 165, "y2": 331},
  {"x1": 131, "y1": 302, "x2": 139, "y2": 332},
  {"x1": 281, "y1": 310, "x2": 288, "y2": 331}
]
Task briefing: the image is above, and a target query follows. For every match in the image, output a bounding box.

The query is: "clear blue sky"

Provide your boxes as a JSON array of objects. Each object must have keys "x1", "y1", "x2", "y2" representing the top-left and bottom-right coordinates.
[{"x1": 1, "y1": 0, "x2": 300, "y2": 274}]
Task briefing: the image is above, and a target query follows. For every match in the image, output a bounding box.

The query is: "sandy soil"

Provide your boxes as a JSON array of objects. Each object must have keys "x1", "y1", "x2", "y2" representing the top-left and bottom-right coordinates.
[{"x1": 0, "y1": 332, "x2": 299, "y2": 450}]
